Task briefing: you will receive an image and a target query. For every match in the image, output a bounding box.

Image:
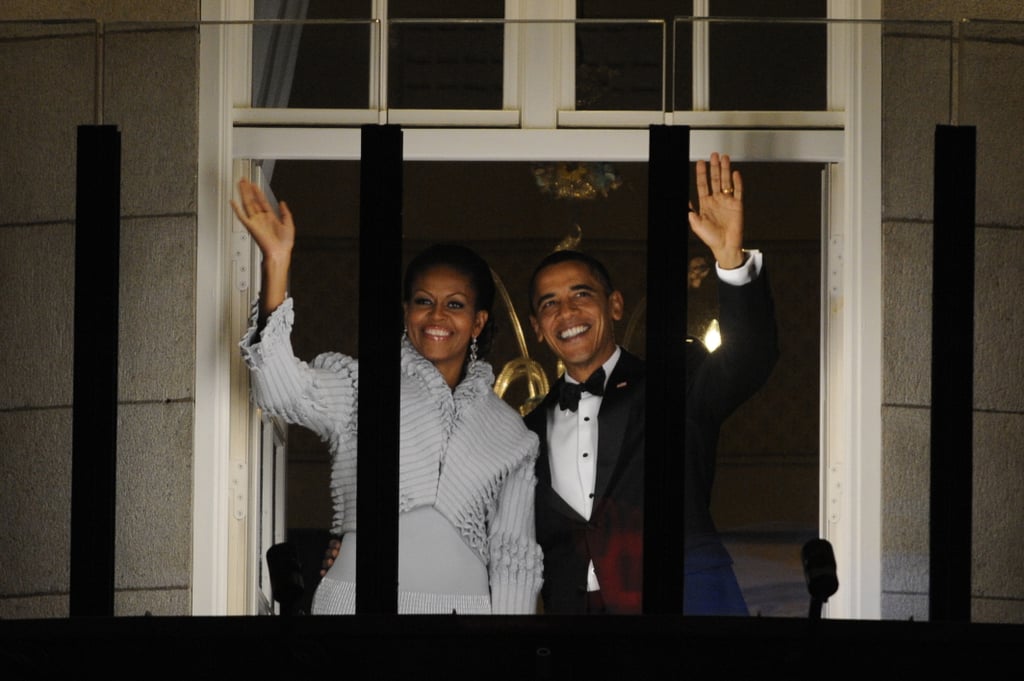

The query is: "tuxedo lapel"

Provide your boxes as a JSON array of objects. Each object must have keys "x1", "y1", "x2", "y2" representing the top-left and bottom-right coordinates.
[{"x1": 593, "y1": 351, "x2": 644, "y2": 505}]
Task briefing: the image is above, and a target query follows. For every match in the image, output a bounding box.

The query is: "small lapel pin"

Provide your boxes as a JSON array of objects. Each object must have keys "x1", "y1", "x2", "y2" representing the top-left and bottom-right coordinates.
[{"x1": 616, "y1": 382, "x2": 627, "y2": 389}]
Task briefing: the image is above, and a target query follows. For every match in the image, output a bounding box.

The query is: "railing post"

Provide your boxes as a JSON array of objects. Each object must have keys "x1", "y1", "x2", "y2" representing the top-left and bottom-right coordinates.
[
  {"x1": 929, "y1": 124, "x2": 976, "y2": 623},
  {"x1": 356, "y1": 124, "x2": 403, "y2": 614},
  {"x1": 643, "y1": 124, "x2": 689, "y2": 613},
  {"x1": 70, "y1": 124, "x2": 121, "y2": 617}
]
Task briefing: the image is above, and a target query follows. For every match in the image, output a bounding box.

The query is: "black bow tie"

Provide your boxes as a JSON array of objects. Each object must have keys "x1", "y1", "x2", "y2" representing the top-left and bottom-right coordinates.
[{"x1": 558, "y1": 367, "x2": 606, "y2": 412}]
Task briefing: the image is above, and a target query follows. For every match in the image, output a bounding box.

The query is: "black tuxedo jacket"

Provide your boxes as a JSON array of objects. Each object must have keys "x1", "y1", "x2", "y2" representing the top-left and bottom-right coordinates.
[{"x1": 525, "y1": 270, "x2": 778, "y2": 614}]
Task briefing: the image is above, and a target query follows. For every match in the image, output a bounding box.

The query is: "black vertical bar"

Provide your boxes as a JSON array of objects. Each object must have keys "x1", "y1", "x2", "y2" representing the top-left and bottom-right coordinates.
[
  {"x1": 356, "y1": 124, "x2": 403, "y2": 614},
  {"x1": 643, "y1": 125, "x2": 689, "y2": 613},
  {"x1": 930, "y1": 124, "x2": 975, "y2": 623},
  {"x1": 70, "y1": 125, "x2": 121, "y2": 616}
]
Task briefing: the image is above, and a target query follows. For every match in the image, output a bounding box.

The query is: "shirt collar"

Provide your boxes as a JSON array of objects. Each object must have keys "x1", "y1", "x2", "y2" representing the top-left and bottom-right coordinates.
[{"x1": 564, "y1": 346, "x2": 621, "y2": 391}]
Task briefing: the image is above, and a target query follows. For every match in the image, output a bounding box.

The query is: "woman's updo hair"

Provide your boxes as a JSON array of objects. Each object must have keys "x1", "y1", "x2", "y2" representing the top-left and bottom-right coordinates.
[{"x1": 403, "y1": 243, "x2": 497, "y2": 359}]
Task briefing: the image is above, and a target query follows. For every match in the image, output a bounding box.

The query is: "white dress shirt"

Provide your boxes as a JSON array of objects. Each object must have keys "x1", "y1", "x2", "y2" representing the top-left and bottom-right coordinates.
[{"x1": 547, "y1": 347, "x2": 621, "y2": 591}]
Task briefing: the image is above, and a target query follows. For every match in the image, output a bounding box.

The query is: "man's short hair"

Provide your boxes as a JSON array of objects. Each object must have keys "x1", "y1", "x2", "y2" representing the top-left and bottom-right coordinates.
[{"x1": 528, "y1": 250, "x2": 616, "y2": 313}]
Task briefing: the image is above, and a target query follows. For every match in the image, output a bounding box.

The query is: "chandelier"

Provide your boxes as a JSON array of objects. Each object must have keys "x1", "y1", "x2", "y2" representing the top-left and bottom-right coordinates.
[{"x1": 531, "y1": 162, "x2": 623, "y2": 201}]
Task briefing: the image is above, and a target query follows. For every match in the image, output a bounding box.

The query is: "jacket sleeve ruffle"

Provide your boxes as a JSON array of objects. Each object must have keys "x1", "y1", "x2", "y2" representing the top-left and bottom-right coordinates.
[
  {"x1": 239, "y1": 298, "x2": 360, "y2": 535},
  {"x1": 487, "y1": 447, "x2": 544, "y2": 614}
]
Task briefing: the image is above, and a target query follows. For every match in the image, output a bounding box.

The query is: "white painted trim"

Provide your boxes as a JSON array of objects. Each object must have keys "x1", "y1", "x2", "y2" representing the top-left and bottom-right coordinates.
[
  {"x1": 232, "y1": 127, "x2": 362, "y2": 159},
  {"x1": 555, "y1": 1, "x2": 576, "y2": 116},
  {"x1": 387, "y1": 109, "x2": 520, "y2": 127},
  {"x1": 557, "y1": 110, "x2": 667, "y2": 128},
  {"x1": 824, "y1": 0, "x2": 883, "y2": 620},
  {"x1": 194, "y1": 0, "x2": 237, "y2": 617},
  {"x1": 503, "y1": 0, "x2": 521, "y2": 110},
  {"x1": 230, "y1": 160, "x2": 260, "y2": 616},
  {"x1": 516, "y1": 1, "x2": 569, "y2": 129},
  {"x1": 232, "y1": 126, "x2": 844, "y2": 163},
  {"x1": 234, "y1": 107, "x2": 380, "y2": 126},
  {"x1": 670, "y1": 111, "x2": 845, "y2": 128},
  {"x1": 560, "y1": 110, "x2": 845, "y2": 129},
  {"x1": 233, "y1": 109, "x2": 845, "y2": 131}
]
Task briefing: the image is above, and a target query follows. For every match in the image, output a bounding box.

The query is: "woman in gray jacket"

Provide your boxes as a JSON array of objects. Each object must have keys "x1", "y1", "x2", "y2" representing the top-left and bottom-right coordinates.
[{"x1": 233, "y1": 179, "x2": 543, "y2": 614}]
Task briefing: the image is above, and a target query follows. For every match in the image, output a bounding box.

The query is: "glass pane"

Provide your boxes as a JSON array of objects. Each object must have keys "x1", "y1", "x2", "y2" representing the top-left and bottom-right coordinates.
[
  {"x1": 387, "y1": 21, "x2": 504, "y2": 110},
  {"x1": 408, "y1": 160, "x2": 649, "y2": 615},
  {"x1": 388, "y1": 0, "x2": 504, "y2": 110},
  {"x1": 252, "y1": 0, "x2": 374, "y2": 109},
  {"x1": 403, "y1": 159, "x2": 648, "y2": 417},
  {"x1": 697, "y1": 162, "x2": 823, "y2": 617},
  {"x1": 673, "y1": 18, "x2": 694, "y2": 111},
  {"x1": 577, "y1": 0, "x2": 693, "y2": 111},
  {"x1": 267, "y1": 157, "x2": 649, "y2": 613},
  {"x1": 263, "y1": 158, "x2": 362, "y2": 616},
  {"x1": 632, "y1": 160, "x2": 822, "y2": 616},
  {"x1": 574, "y1": 20, "x2": 666, "y2": 111},
  {"x1": 708, "y1": 0, "x2": 827, "y2": 111},
  {"x1": 269, "y1": 154, "x2": 821, "y2": 617},
  {"x1": 390, "y1": 0, "x2": 504, "y2": 18}
]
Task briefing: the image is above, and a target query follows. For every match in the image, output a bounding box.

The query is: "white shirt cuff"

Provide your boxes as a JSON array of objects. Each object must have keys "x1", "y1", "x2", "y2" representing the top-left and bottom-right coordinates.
[{"x1": 716, "y1": 249, "x2": 763, "y2": 286}]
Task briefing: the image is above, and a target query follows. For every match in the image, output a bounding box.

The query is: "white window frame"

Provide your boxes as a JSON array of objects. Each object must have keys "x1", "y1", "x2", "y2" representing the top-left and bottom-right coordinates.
[{"x1": 196, "y1": 0, "x2": 882, "y2": 619}]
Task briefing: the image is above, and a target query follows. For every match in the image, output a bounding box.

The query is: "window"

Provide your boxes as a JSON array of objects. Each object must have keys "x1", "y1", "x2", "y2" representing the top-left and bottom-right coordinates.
[{"x1": 197, "y1": 0, "x2": 882, "y2": 619}]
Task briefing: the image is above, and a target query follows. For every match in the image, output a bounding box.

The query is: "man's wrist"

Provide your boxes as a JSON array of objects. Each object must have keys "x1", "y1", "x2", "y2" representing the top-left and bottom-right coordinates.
[
  {"x1": 715, "y1": 248, "x2": 746, "y2": 270},
  {"x1": 716, "y1": 249, "x2": 762, "y2": 286}
]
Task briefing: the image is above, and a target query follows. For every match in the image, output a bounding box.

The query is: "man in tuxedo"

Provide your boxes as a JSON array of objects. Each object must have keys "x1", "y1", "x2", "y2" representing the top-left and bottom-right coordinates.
[{"x1": 524, "y1": 152, "x2": 778, "y2": 615}]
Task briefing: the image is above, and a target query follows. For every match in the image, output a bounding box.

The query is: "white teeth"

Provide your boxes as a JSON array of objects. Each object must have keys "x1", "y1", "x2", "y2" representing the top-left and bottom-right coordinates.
[
  {"x1": 424, "y1": 328, "x2": 451, "y2": 338},
  {"x1": 559, "y1": 325, "x2": 588, "y2": 340}
]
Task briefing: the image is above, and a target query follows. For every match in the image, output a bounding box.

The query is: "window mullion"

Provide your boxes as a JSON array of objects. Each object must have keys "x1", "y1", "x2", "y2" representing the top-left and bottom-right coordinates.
[
  {"x1": 372, "y1": 0, "x2": 387, "y2": 119},
  {"x1": 692, "y1": 0, "x2": 709, "y2": 112},
  {"x1": 513, "y1": 0, "x2": 575, "y2": 129}
]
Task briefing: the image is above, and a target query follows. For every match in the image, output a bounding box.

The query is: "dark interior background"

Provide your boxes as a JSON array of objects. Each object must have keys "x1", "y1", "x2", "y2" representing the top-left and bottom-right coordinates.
[{"x1": 268, "y1": 157, "x2": 822, "y2": 616}]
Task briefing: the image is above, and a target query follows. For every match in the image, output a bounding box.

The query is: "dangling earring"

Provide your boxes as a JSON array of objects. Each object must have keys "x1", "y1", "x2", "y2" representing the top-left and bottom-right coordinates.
[{"x1": 469, "y1": 336, "x2": 478, "y2": 365}]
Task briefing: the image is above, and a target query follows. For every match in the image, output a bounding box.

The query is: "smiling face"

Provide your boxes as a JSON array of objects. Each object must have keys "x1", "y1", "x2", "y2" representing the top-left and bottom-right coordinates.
[
  {"x1": 529, "y1": 260, "x2": 623, "y2": 383},
  {"x1": 403, "y1": 265, "x2": 488, "y2": 389}
]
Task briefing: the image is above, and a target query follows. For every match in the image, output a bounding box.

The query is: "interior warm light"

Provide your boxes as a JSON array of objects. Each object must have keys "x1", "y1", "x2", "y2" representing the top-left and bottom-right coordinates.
[{"x1": 703, "y1": 318, "x2": 721, "y2": 352}]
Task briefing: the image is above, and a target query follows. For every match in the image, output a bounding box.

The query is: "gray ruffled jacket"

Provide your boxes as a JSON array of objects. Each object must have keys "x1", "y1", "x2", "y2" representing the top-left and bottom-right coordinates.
[{"x1": 240, "y1": 298, "x2": 543, "y2": 613}]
